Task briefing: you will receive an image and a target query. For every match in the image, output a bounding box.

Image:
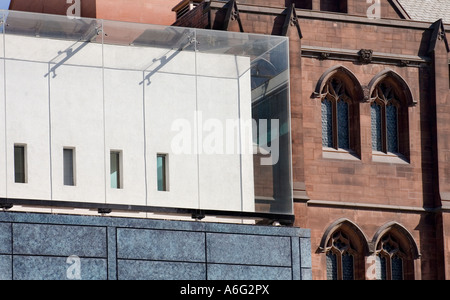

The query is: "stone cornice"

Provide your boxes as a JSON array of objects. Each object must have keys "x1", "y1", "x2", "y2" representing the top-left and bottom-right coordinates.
[
  {"x1": 298, "y1": 199, "x2": 450, "y2": 213},
  {"x1": 301, "y1": 45, "x2": 430, "y2": 67}
]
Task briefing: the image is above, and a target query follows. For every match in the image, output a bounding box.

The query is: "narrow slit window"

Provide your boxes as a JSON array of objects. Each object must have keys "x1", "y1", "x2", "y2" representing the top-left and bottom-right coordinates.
[
  {"x1": 110, "y1": 151, "x2": 122, "y2": 189},
  {"x1": 448, "y1": 63, "x2": 450, "y2": 89},
  {"x1": 63, "y1": 148, "x2": 75, "y2": 186},
  {"x1": 157, "y1": 154, "x2": 167, "y2": 191},
  {"x1": 14, "y1": 145, "x2": 26, "y2": 183}
]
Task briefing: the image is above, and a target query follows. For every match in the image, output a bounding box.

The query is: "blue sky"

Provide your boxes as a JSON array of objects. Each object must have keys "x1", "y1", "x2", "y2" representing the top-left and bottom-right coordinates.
[{"x1": 0, "y1": 0, "x2": 10, "y2": 10}]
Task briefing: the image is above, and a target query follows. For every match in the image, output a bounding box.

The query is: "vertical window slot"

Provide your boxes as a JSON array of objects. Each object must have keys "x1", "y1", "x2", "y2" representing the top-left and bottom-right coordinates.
[
  {"x1": 448, "y1": 63, "x2": 450, "y2": 89},
  {"x1": 14, "y1": 144, "x2": 26, "y2": 183},
  {"x1": 110, "y1": 151, "x2": 122, "y2": 189},
  {"x1": 157, "y1": 154, "x2": 168, "y2": 192},
  {"x1": 63, "y1": 148, "x2": 75, "y2": 186}
]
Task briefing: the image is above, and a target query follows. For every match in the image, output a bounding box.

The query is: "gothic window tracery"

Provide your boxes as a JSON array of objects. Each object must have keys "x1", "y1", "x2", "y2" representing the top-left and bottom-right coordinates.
[
  {"x1": 370, "y1": 81, "x2": 403, "y2": 154},
  {"x1": 375, "y1": 234, "x2": 406, "y2": 280},
  {"x1": 326, "y1": 230, "x2": 357, "y2": 280},
  {"x1": 369, "y1": 72, "x2": 413, "y2": 159},
  {"x1": 321, "y1": 78, "x2": 351, "y2": 150}
]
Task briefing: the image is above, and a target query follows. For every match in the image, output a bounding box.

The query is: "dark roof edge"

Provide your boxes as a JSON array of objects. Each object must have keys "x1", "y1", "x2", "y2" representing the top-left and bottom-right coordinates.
[
  {"x1": 208, "y1": 0, "x2": 444, "y2": 31},
  {"x1": 390, "y1": 0, "x2": 411, "y2": 20}
]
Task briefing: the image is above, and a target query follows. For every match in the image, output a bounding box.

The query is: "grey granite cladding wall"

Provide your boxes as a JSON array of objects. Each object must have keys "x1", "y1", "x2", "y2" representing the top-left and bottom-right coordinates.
[{"x1": 0, "y1": 212, "x2": 312, "y2": 280}]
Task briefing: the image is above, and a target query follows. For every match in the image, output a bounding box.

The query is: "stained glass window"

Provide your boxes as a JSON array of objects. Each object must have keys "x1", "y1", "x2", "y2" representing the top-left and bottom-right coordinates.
[
  {"x1": 337, "y1": 100, "x2": 349, "y2": 150},
  {"x1": 326, "y1": 252, "x2": 338, "y2": 280},
  {"x1": 342, "y1": 253, "x2": 354, "y2": 280},
  {"x1": 326, "y1": 230, "x2": 357, "y2": 280},
  {"x1": 386, "y1": 105, "x2": 398, "y2": 153},
  {"x1": 370, "y1": 80, "x2": 404, "y2": 155},
  {"x1": 321, "y1": 77, "x2": 351, "y2": 150},
  {"x1": 376, "y1": 234, "x2": 407, "y2": 280},
  {"x1": 392, "y1": 256, "x2": 403, "y2": 280},
  {"x1": 371, "y1": 103, "x2": 382, "y2": 151},
  {"x1": 375, "y1": 255, "x2": 387, "y2": 280},
  {"x1": 322, "y1": 99, "x2": 333, "y2": 148}
]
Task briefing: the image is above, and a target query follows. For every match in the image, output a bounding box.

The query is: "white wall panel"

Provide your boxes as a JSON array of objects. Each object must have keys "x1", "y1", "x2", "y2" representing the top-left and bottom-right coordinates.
[
  {"x1": 50, "y1": 62, "x2": 105, "y2": 203},
  {"x1": 145, "y1": 71, "x2": 199, "y2": 209},
  {"x1": 104, "y1": 68, "x2": 146, "y2": 206},
  {"x1": 5, "y1": 60, "x2": 51, "y2": 200}
]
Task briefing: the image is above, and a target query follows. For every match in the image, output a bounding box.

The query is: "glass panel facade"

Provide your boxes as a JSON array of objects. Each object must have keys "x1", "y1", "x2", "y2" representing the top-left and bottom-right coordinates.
[
  {"x1": 0, "y1": 0, "x2": 9, "y2": 10},
  {"x1": 371, "y1": 103, "x2": 382, "y2": 151},
  {"x1": 337, "y1": 99, "x2": 349, "y2": 149},
  {"x1": 322, "y1": 99, "x2": 333, "y2": 148},
  {"x1": 386, "y1": 105, "x2": 398, "y2": 153},
  {"x1": 0, "y1": 10, "x2": 292, "y2": 217}
]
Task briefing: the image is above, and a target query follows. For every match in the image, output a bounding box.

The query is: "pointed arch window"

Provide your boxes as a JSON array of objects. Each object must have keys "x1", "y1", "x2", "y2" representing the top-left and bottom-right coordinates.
[
  {"x1": 320, "y1": 219, "x2": 370, "y2": 280},
  {"x1": 369, "y1": 71, "x2": 415, "y2": 160},
  {"x1": 316, "y1": 66, "x2": 363, "y2": 158},
  {"x1": 326, "y1": 230, "x2": 356, "y2": 280},
  {"x1": 370, "y1": 82, "x2": 401, "y2": 154},
  {"x1": 375, "y1": 234, "x2": 406, "y2": 280},
  {"x1": 372, "y1": 223, "x2": 420, "y2": 280},
  {"x1": 321, "y1": 78, "x2": 351, "y2": 150}
]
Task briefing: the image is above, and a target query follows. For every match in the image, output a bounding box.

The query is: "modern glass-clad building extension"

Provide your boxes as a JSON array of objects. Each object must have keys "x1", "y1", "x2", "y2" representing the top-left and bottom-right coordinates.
[
  {"x1": 0, "y1": 10, "x2": 312, "y2": 281},
  {"x1": 0, "y1": 10, "x2": 293, "y2": 221}
]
